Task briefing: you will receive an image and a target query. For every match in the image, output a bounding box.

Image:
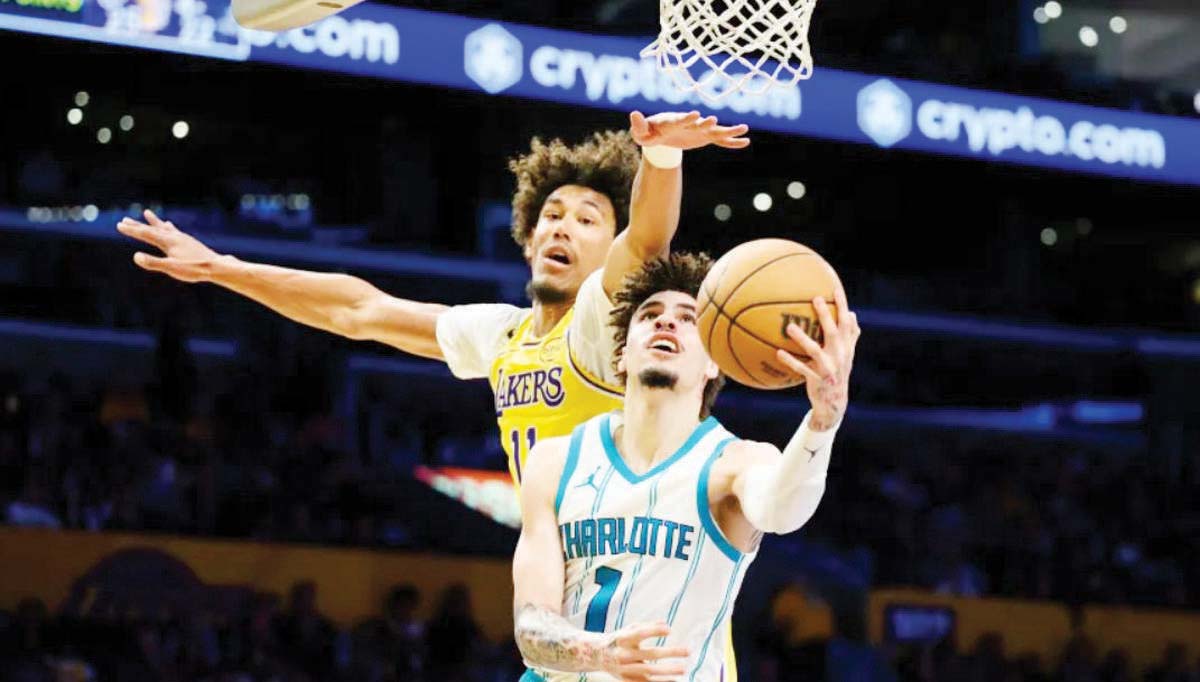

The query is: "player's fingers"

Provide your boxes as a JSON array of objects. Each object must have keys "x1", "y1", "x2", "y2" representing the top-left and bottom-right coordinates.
[
  {"x1": 630, "y1": 111, "x2": 650, "y2": 137},
  {"x1": 786, "y1": 323, "x2": 837, "y2": 379},
  {"x1": 624, "y1": 661, "x2": 688, "y2": 677},
  {"x1": 680, "y1": 110, "x2": 702, "y2": 123},
  {"x1": 714, "y1": 137, "x2": 751, "y2": 149},
  {"x1": 621, "y1": 622, "x2": 672, "y2": 645},
  {"x1": 696, "y1": 115, "x2": 719, "y2": 128},
  {"x1": 813, "y1": 296, "x2": 844, "y2": 359},
  {"x1": 636, "y1": 646, "x2": 690, "y2": 661},
  {"x1": 133, "y1": 252, "x2": 172, "y2": 273},
  {"x1": 117, "y1": 220, "x2": 169, "y2": 250},
  {"x1": 776, "y1": 348, "x2": 822, "y2": 384},
  {"x1": 710, "y1": 123, "x2": 749, "y2": 136},
  {"x1": 143, "y1": 209, "x2": 175, "y2": 231}
]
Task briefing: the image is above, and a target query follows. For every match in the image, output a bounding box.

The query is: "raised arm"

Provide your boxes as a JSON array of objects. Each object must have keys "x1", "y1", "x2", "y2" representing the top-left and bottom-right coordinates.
[
  {"x1": 715, "y1": 286, "x2": 861, "y2": 536},
  {"x1": 118, "y1": 210, "x2": 446, "y2": 359},
  {"x1": 600, "y1": 111, "x2": 749, "y2": 297},
  {"x1": 513, "y1": 438, "x2": 689, "y2": 679}
]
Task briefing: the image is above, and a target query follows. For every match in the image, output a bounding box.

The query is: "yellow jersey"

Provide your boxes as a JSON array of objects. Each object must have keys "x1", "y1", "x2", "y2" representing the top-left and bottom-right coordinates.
[{"x1": 489, "y1": 307, "x2": 624, "y2": 485}]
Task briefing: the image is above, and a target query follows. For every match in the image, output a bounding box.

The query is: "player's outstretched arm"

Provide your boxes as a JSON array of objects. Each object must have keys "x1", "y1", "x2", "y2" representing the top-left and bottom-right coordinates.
[
  {"x1": 600, "y1": 111, "x2": 750, "y2": 297},
  {"x1": 513, "y1": 439, "x2": 689, "y2": 681},
  {"x1": 719, "y1": 285, "x2": 861, "y2": 535},
  {"x1": 118, "y1": 209, "x2": 447, "y2": 360}
]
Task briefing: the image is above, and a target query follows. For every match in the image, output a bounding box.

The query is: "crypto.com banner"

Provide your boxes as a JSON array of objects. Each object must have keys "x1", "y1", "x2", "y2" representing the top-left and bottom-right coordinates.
[{"x1": 4, "y1": 0, "x2": 1199, "y2": 185}]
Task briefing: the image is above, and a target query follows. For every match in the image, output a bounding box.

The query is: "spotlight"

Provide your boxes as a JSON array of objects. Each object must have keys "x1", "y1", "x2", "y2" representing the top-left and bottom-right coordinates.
[
  {"x1": 1079, "y1": 26, "x2": 1099, "y2": 47},
  {"x1": 1040, "y1": 227, "x2": 1058, "y2": 246},
  {"x1": 97, "y1": 127, "x2": 112, "y2": 144},
  {"x1": 752, "y1": 193, "x2": 772, "y2": 212},
  {"x1": 786, "y1": 181, "x2": 807, "y2": 199},
  {"x1": 1044, "y1": 1, "x2": 1062, "y2": 19},
  {"x1": 172, "y1": 121, "x2": 190, "y2": 139},
  {"x1": 67, "y1": 108, "x2": 83, "y2": 125},
  {"x1": 1109, "y1": 16, "x2": 1126, "y2": 34},
  {"x1": 714, "y1": 204, "x2": 732, "y2": 222},
  {"x1": 74, "y1": 91, "x2": 89, "y2": 107},
  {"x1": 119, "y1": 115, "x2": 135, "y2": 131}
]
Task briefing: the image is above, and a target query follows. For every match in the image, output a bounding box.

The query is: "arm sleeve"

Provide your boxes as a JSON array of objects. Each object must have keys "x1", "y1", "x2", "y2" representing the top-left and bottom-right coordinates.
[
  {"x1": 435, "y1": 303, "x2": 528, "y2": 379},
  {"x1": 565, "y1": 270, "x2": 623, "y2": 388},
  {"x1": 738, "y1": 412, "x2": 840, "y2": 535}
]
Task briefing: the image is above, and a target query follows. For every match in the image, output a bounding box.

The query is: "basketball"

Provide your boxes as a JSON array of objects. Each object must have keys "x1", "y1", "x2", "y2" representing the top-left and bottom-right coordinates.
[{"x1": 697, "y1": 239, "x2": 842, "y2": 390}]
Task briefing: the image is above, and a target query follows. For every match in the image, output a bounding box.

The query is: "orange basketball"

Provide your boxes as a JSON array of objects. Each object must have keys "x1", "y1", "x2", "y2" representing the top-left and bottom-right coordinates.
[{"x1": 696, "y1": 239, "x2": 842, "y2": 390}]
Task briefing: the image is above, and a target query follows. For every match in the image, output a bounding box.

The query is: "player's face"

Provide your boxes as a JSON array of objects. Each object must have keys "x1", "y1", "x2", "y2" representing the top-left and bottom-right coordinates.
[
  {"x1": 621, "y1": 290, "x2": 720, "y2": 393},
  {"x1": 524, "y1": 185, "x2": 617, "y2": 304}
]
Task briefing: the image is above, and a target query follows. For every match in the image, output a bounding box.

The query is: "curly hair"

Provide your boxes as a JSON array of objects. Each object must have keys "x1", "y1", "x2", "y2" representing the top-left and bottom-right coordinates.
[
  {"x1": 508, "y1": 130, "x2": 641, "y2": 247},
  {"x1": 610, "y1": 252, "x2": 726, "y2": 419}
]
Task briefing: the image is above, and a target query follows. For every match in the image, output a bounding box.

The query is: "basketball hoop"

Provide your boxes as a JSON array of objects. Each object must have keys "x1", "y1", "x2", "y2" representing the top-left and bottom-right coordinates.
[{"x1": 641, "y1": 0, "x2": 818, "y2": 101}]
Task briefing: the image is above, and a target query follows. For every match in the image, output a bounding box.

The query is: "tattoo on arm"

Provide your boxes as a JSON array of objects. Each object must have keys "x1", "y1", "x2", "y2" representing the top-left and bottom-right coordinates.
[{"x1": 514, "y1": 603, "x2": 614, "y2": 673}]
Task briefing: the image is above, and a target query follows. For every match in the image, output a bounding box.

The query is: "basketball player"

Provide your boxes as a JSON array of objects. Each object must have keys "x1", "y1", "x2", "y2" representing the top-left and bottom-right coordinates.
[
  {"x1": 117, "y1": 111, "x2": 749, "y2": 486},
  {"x1": 512, "y1": 253, "x2": 859, "y2": 681}
]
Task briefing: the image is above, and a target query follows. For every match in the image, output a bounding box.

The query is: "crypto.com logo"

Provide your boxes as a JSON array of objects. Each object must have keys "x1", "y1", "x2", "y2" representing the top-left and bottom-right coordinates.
[
  {"x1": 464, "y1": 23, "x2": 523, "y2": 94},
  {"x1": 857, "y1": 79, "x2": 912, "y2": 148}
]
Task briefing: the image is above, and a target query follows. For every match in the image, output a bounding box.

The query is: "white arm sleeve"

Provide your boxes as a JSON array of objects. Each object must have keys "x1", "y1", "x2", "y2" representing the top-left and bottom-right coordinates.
[
  {"x1": 739, "y1": 412, "x2": 840, "y2": 535},
  {"x1": 435, "y1": 303, "x2": 528, "y2": 379},
  {"x1": 565, "y1": 270, "x2": 622, "y2": 387}
]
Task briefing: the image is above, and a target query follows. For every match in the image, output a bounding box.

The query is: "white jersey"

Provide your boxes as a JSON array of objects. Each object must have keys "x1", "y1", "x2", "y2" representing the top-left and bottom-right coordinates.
[{"x1": 525, "y1": 411, "x2": 758, "y2": 682}]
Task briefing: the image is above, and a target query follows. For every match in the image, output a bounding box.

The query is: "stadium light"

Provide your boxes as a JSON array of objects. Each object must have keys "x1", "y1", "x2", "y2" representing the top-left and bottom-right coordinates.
[
  {"x1": 1079, "y1": 26, "x2": 1098, "y2": 47},
  {"x1": 67, "y1": 108, "x2": 83, "y2": 125},
  {"x1": 1109, "y1": 16, "x2": 1127, "y2": 34},
  {"x1": 1044, "y1": 1, "x2": 1062, "y2": 19},
  {"x1": 172, "y1": 121, "x2": 190, "y2": 139},
  {"x1": 714, "y1": 204, "x2": 732, "y2": 221},
  {"x1": 753, "y1": 193, "x2": 773, "y2": 212},
  {"x1": 787, "y1": 181, "x2": 807, "y2": 199}
]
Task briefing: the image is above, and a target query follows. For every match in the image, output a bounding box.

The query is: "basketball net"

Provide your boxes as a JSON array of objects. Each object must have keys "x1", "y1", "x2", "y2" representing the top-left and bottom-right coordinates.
[{"x1": 641, "y1": 0, "x2": 817, "y2": 101}]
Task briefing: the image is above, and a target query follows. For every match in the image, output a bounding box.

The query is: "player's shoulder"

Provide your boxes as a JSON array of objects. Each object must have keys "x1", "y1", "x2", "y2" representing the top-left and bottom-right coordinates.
[{"x1": 717, "y1": 438, "x2": 780, "y2": 466}]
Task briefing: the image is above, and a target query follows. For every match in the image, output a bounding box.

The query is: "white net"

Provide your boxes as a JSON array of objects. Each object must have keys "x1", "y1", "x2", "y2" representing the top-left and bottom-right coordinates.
[{"x1": 641, "y1": 0, "x2": 817, "y2": 101}]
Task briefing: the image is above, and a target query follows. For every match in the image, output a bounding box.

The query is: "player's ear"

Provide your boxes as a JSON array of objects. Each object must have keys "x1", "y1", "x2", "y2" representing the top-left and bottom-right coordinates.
[
  {"x1": 616, "y1": 348, "x2": 627, "y2": 376},
  {"x1": 522, "y1": 239, "x2": 534, "y2": 264},
  {"x1": 704, "y1": 357, "x2": 720, "y2": 381}
]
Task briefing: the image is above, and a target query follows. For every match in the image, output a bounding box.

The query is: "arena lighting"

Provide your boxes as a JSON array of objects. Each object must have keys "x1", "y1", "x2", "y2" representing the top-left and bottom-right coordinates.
[
  {"x1": 66, "y1": 108, "x2": 82, "y2": 125},
  {"x1": 787, "y1": 181, "x2": 807, "y2": 199},
  {"x1": 82, "y1": 205, "x2": 99, "y2": 222},
  {"x1": 1033, "y1": 6, "x2": 1048, "y2": 24},
  {"x1": 752, "y1": 192, "x2": 773, "y2": 211},
  {"x1": 119, "y1": 114, "x2": 134, "y2": 131},
  {"x1": 1044, "y1": 1, "x2": 1062, "y2": 19},
  {"x1": 172, "y1": 121, "x2": 190, "y2": 138},
  {"x1": 1194, "y1": 91, "x2": 1200, "y2": 114},
  {"x1": 74, "y1": 90, "x2": 88, "y2": 107},
  {"x1": 97, "y1": 127, "x2": 111, "y2": 144},
  {"x1": 1109, "y1": 16, "x2": 1127, "y2": 34},
  {"x1": 1079, "y1": 26, "x2": 1099, "y2": 47},
  {"x1": 1040, "y1": 227, "x2": 1058, "y2": 246},
  {"x1": 714, "y1": 203, "x2": 732, "y2": 221},
  {"x1": 1076, "y1": 217, "x2": 1093, "y2": 235}
]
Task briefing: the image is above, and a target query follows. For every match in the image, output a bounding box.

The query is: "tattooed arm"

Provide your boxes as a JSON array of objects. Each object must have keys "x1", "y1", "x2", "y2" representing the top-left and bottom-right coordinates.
[{"x1": 513, "y1": 438, "x2": 689, "y2": 679}]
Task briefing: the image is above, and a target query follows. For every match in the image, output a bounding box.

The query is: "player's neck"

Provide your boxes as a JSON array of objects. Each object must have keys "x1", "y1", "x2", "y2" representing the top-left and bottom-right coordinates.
[
  {"x1": 530, "y1": 299, "x2": 573, "y2": 338},
  {"x1": 616, "y1": 387, "x2": 704, "y2": 475}
]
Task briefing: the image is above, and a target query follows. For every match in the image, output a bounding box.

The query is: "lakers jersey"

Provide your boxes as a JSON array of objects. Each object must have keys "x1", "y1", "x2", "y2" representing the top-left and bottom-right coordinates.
[
  {"x1": 524, "y1": 412, "x2": 757, "y2": 682},
  {"x1": 490, "y1": 307, "x2": 624, "y2": 486}
]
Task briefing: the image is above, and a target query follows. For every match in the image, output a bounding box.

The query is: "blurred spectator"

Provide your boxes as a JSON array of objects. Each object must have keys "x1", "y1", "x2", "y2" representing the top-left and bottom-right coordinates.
[
  {"x1": 272, "y1": 581, "x2": 336, "y2": 680},
  {"x1": 425, "y1": 584, "x2": 483, "y2": 682},
  {"x1": 352, "y1": 584, "x2": 427, "y2": 682}
]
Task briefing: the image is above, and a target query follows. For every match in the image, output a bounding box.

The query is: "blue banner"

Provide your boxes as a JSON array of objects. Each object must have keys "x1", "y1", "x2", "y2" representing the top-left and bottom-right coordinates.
[{"x1": 3, "y1": 0, "x2": 1198, "y2": 185}]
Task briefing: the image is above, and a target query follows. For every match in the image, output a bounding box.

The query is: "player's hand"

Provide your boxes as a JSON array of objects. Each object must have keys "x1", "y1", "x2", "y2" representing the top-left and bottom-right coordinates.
[
  {"x1": 775, "y1": 283, "x2": 860, "y2": 432},
  {"x1": 117, "y1": 209, "x2": 223, "y2": 283},
  {"x1": 629, "y1": 110, "x2": 750, "y2": 151},
  {"x1": 599, "y1": 621, "x2": 690, "y2": 682}
]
